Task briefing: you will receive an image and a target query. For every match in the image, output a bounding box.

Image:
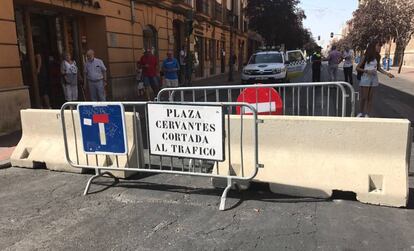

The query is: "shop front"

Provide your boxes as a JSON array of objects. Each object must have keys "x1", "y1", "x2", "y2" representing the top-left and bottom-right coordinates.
[{"x1": 13, "y1": 1, "x2": 106, "y2": 109}]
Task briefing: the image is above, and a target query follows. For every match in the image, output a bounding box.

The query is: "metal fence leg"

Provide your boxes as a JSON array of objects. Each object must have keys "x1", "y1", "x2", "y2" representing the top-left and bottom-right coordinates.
[
  {"x1": 83, "y1": 168, "x2": 119, "y2": 195},
  {"x1": 219, "y1": 177, "x2": 232, "y2": 211}
]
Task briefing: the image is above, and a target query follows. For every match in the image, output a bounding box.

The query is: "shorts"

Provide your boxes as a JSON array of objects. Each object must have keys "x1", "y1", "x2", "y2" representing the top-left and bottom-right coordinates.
[
  {"x1": 143, "y1": 76, "x2": 159, "y2": 90},
  {"x1": 359, "y1": 73, "x2": 379, "y2": 87},
  {"x1": 164, "y1": 79, "x2": 179, "y2": 88}
]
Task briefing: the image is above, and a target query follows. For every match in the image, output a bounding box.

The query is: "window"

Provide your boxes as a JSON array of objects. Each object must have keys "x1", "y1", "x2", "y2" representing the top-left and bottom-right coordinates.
[{"x1": 248, "y1": 54, "x2": 283, "y2": 64}]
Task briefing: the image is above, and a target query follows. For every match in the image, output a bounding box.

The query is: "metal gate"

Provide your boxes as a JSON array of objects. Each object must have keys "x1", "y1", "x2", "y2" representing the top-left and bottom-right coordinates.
[
  {"x1": 157, "y1": 82, "x2": 356, "y2": 117},
  {"x1": 61, "y1": 101, "x2": 261, "y2": 210}
]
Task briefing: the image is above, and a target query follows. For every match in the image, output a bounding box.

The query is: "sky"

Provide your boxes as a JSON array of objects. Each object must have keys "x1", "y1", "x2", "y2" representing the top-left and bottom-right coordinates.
[{"x1": 299, "y1": 0, "x2": 359, "y2": 49}]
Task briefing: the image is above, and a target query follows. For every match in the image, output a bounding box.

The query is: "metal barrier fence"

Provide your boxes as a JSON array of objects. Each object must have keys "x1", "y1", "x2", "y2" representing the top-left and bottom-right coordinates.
[
  {"x1": 61, "y1": 101, "x2": 261, "y2": 210},
  {"x1": 157, "y1": 82, "x2": 356, "y2": 117}
]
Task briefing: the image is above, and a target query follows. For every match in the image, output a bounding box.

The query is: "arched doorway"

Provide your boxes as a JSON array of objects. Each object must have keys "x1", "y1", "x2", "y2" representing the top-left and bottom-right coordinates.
[{"x1": 143, "y1": 25, "x2": 158, "y2": 56}]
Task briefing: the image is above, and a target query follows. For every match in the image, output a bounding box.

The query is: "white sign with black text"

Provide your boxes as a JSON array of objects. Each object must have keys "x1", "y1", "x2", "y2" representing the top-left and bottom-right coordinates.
[{"x1": 147, "y1": 103, "x2": 224, "y2": 161}]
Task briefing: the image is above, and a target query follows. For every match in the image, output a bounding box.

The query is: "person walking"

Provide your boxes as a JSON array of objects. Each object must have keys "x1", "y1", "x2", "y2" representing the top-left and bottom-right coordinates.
[
  {"x1": 179, "y1": 46, "x2": 186, "y2": 85},
  {"x1": 140, "y1": 48, "x2": 159, "y2": 100},
  {"x1": 356, "y1": 41, "x2": 394, "y2": 117},
  {"x1": 311, "y1": 47, "x2": 322, "y2": 82},
  {"x1": 162, "y1": 50, "x2": 180, "y2": 88},
  {"x1": 84, "y1": 49, "x2": 107, "y2": 101},
  {"x1": 61, "y1": 52, "x2": 79, "y2": 101},
  {"x1": 135, "y1": 61, "x2": 145, "y2": 97},
  {"x1": 342, "y1": 47, "x2": 354, "y2": 85},
  {"x1": 326, "y1": 45, "x2": 342, "y2": 82}
]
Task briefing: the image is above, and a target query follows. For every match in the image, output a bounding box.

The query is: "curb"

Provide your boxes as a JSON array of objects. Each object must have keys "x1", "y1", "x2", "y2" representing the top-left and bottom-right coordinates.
[
  {"x1": 0, "y1": 159, "x2": 11, "y2": 169},
  {"x1": 0, "y1": 147, "x2": 15, "y2": 169}
]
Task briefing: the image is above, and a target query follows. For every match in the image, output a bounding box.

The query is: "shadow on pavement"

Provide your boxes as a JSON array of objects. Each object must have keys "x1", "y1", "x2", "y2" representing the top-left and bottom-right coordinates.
[
  {"x1": 88, "y1": 175, "x2": 414, "y2": 210},
  {"x1": 91, "y1": 178, "x2": 329, "y2": 207},
  {"x1": 407, "y1": 188, "x2": 414, "y2": 209},
  {"x1": 0, "y1": 130, "x2": 21, "y2": 147}
]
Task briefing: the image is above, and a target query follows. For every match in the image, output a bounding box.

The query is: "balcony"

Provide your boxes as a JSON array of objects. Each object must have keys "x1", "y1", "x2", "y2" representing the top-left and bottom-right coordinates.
[{"x1": 172, "y1": 0, "x2": 192, "y2": 12}]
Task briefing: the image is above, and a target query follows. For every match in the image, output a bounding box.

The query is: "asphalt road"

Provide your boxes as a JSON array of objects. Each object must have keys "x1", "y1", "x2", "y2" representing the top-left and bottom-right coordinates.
[{"x1": 1, "y1": 66, "x2": 414, "y2": 250}]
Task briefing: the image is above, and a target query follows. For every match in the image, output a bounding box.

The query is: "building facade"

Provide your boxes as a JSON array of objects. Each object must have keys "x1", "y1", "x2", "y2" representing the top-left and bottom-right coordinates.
[
  {"x1": 0, "y1": 0, "x2": 256, "y2": 135},
  {"x1": 381, "y1": 37, "x2": 414, "y2": 68}
]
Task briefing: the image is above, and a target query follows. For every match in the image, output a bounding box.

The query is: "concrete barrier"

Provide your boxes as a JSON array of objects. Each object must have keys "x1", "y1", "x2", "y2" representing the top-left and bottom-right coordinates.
[
  {"x1": 215, "y1": 115, "x2": 411, "y2": 208},
  {"x1": 10, "y1": 109, "x2": 141, "y2": 178}
]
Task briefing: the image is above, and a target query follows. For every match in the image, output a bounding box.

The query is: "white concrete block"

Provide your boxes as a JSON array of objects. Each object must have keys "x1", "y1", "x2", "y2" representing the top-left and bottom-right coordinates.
[
  {"x1": 10, "y1": 109, "x2": 143, "y2": 178},
  {"x1": 219, "y1": 115, "x2": 411, "y2": 208}
]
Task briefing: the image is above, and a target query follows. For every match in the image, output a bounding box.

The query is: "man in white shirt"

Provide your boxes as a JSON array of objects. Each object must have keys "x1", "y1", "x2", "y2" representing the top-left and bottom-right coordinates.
[
  {"x1": 84, "y1": 49, "x2": 107, "y2": 101},
  {"x1": 342, "y1": 47, "x2": 354, "y2": 85}
]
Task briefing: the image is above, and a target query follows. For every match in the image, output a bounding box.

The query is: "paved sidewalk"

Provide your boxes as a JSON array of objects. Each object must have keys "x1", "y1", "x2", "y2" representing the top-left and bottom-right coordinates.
[
  {"x1": 378, "y1": 66, "x2": 414, "y2": 96},
  {"x1": 0, "y1": 147, "x2": 14, "y2": 168},
  {"x1": 0, "y1": 131, "x2": 21, "y2": 168}
]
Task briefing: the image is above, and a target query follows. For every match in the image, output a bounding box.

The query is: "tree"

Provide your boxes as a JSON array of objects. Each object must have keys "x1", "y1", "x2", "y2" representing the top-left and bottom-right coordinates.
[
  {"x1": 246, "y1": 0, "x2": 312, "y2": 50},
  {"x1": 344, "y1": 0, "x2": 414, "y2": 73},
  {"x1": 387, "y1": 0, "x2": 414, "y2": 73}
]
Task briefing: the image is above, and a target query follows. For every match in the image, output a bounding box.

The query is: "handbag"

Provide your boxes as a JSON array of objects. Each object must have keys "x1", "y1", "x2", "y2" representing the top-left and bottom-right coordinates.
[
  {"x1": 357, "y1": 58, "x2": 365, "y2": 80},
  {"x1": 357, "y1": 67, "x2": 364, "y2": 80}
]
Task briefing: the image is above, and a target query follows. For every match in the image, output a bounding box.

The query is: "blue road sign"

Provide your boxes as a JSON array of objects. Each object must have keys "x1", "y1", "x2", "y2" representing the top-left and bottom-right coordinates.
[{"x1": 78, "y1": 103, "x2": 128, "y2": 155}]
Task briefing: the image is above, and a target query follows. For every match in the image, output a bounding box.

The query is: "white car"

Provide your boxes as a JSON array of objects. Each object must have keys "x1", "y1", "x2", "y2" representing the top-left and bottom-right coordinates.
[{"x1": 241, "y1": 51, "x2": 288, "y2": 84}]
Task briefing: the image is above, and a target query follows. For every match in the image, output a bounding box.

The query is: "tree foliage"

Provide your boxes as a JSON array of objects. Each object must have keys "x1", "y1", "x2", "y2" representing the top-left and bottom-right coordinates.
[
  {"x1": 341, "y1": 0, "x2": 414, "y2": 71},
  {"x1": 246, "y1": 0, "x2": 317, "y2": 50}
]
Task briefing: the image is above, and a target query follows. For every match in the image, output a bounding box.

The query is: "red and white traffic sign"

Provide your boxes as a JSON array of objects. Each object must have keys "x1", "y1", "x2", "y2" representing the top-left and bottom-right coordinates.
[
  {"x1": 92, "y1": 114, "x2": 109, "y2": 145},
  {"x1": 236, "y1": 86, "x2": 283, "y2": 115}
]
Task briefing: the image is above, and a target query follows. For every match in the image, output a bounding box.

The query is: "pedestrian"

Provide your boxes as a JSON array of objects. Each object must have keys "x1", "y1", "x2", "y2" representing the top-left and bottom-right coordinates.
[
  {"x1": 342, "y1": 47, "x2": 354, "y2": 85},
  {"x1": 311, "y1": 47, "x2": 322, "y2": 82},
  {"x1": 84, "y1": 49, "x2": 107, "y2": 101},
  {"x1": 34, "y1": 44, "x2": 52, "y2": 109},
  {"x1": 232, "y1": 53, "x2": 237, "y2": 71},
  {"x1": 382, "y1": 56, "x2": 387, "y2": 70},
  {"x1": 355, "y1": 55, "x2": 361, "y2": 64},
  {"x1": 61, "y1": 52, "x2": 80, "y2": 101},
  {"x1": 179, "y1": 46, "x2": 187, "y2": 85},
  {"x1": 356, "y1": 41, "x2": 394, "y2": 118},
  {"x1": 136, "y1": 61, "x2": 145, "y2": 97},
  {"x1": 387, "y1": 57, "x2": 392, "y2": 71},
  {"x1": 140, "y1": 48, "x2": 159, "y2": 100},
  {"x1": 326, "y1": 45, "x2": 342, "y2": 82},
  {"x1": 162, "y1": 50, "x2": 180, "y2": 88}
]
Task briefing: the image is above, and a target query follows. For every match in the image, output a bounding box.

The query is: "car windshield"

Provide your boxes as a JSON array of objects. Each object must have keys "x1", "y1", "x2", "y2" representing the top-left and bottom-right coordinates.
[
  {"x1": 287, "y1": 51, "x2": 304, "y2": 62},
  {"x1": 249, "y1": 53, "x2": 283, "y2": 64}
]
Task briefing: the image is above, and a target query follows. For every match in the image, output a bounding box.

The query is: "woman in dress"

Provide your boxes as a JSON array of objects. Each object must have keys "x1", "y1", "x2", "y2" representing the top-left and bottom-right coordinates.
[{"x1": 356, "y1": 41, "x2": 394, "y2": 117}]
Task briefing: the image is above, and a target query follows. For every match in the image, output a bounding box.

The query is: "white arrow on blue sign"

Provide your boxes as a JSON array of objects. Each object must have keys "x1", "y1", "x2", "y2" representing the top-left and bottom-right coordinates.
[{"x1": 78, "y1": 103, "x2": 128, "y2": 155}]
